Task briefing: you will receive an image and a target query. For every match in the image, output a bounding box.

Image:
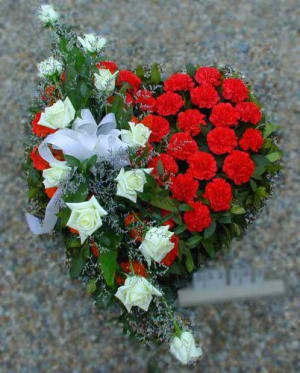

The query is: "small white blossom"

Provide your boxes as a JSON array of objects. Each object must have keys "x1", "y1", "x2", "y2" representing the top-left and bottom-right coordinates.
[
  {"x1": 78, "y1": 33, "x2": 106, "y2": 53},
  {"x1": 115, "y1": 276, "x2": 162, "y2": 312},
  {"x1": 38, "y1": 97, "x2": 75, "y2": 130},
  {"x1": 115, "y1": 168, "x2": 152, "y2": 203},
  {"x1": 66, "y1": 196, "x2": 108, "y2": 244},
  {"x1": 94, "y1": 69, "x2": 117, "y2": 94},
  {"x1": 38, "y1": 56, "x2": 63, "y2": 77},
  {"x1": 39, "y1": 5, "x2": 59, "y2": 25},
  {"x1": 170, "y1": 331, "x2": 202, "y2": 365},
  {"x1": 139, "y1": 226, "x2": 174, "y2": 265},
  {"x1": 121, "y1": 122, "x2": 151, "y2": 148},
  {"x1": 42, "y1": 162, "x2": 71, "y2": 189}
]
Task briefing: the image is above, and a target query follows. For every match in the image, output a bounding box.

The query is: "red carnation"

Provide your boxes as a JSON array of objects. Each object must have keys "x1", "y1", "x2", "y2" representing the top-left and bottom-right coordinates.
[
  {"x1": 184, "y1": 202, "x2": 212, "y2": 233},
  {"x1": 125, "y1": 92, "x2": 134, "y2": 105},
  {"x1": 207, "y1": 127, "x2": 237, "y2": 154},
  {"x1": 209, "y1": 103, "x2": 240, "y2": 127},
  {"x1": 148, "y1": 153, "x2": 178, "y2": 185},
  {"x1": 239, "y1": 128, "x2": 264, "y2": 152},
  {"x1": 45, "y1": 187, "x2": 57, "y2": 199},
  {"x1": 236, "y1": 102, "x2": 262, "y2": 125},
  {"x1": 96, "y1": 60, "x2": 118, "y2": 73},
  {"x1": 187, "y1": 151, "x2": 217, "y2": 180},
  {"x1": 164, "y1": 73, "x2": 195, "y2": 92},
  {"x1": 155, "y1": 92, "x2": 184, "y2": 116},
  {"x1": 190, "y1": 84, "x2": 220, "y2": 109},
  {"x1": 222, "y1": 78, "x2": 249, "y2": 103},
  {"x1": 30, "y1": 146, "x2": 49, "y2": 170},
  {"x1": 177, "y1": 109, "x2": 206, "y2": 136},
  {"x1": 161, "y1": 235, "x2": 179, "y2": 266},
  {"x1": 117, "y1": 70, "x2": 141, "y2": 91},
  {"x1": 223, "y1": 150, "x2": 255, "y2": 185},
  {"x1": 170, "y1": 173, "x2": 199, "y2": 203},
  {"x1": 135, "y1": 89, "x2": 156, "y2": 112},
  {"x1": 31, "y1": 112, "x2": 56, "y2": 138},
  {"x1": 195, "y1": 67, "x2": 221, "y2": 86},
  {"x1": 141, "y1": 114, "x2": 170, "y2": 143},
  {"x1": 167, "y1": 132, "x2": 199, "y2": 160},
  {"x1": 203, "y1": 178, "x2": 232, "y2": 212}
]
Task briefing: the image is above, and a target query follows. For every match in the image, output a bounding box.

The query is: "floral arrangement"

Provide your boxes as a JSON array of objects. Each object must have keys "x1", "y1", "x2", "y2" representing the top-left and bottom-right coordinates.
[{"x1": 24, "y1": 5, "x2": 282, "y2": 365}]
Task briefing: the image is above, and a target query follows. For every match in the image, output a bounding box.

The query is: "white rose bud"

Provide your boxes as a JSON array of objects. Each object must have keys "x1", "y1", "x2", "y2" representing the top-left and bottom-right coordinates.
[
  {"x1": 94, "y1": 69, "x2": 117, "y2": 94},
  {"x1": 38, "y1": 97, "x2": 75, "y2": 130},
  {"x1": 121, "y1": 122, "x2": 151, "y2": 148},
  {"x1": 139, "y1": 226, "x2": 174, "y2": 265},
  {"x1": 78, "y1": 33, "x2": 106, "y2": 53},
  {"x1": 115, "y1": 276, "x2": 162, "y2": 312},
  {"x1": 39, "y1": 5, "x2": 59, "y2": 25},
  {"x1": 170, "y1": 331, "x2": 203, "y2": 365},
  {"x1": 115, "y1": 168, "x2": 152, "y2": 203},
  {"x1": 66, "y1": 196, "x2": 108, "y2": 243},
  {"x1": 38, "y1": 56, "x2": 63, "y2": 77},
  {"x1": 42, "y1": 162, "x2": 71, "y2": 188}
]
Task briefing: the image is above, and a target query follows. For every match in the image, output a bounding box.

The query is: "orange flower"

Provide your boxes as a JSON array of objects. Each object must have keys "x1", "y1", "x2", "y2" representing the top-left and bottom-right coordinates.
[
  {"x1": 45, "y1": 187, "x2": 58, "y2": 198},
  {"x1": 124, "y1": 213, "x2": 143, "y2": 242},
  {"x1": 120, "y1": 261, "x2": 148, "y2": 277}
]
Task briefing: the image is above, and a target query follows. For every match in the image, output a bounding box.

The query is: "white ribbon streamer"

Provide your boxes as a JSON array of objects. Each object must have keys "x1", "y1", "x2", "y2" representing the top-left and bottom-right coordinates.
[{"x1": 26, "y1": 109, "x2": 129, "y2": 235}]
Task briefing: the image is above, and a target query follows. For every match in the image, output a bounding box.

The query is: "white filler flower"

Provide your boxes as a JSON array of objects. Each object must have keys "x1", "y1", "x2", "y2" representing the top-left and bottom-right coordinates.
[
  {"x1": 115, "y1": 168, "x2": 152, "y2": 203},
  {"x1": 38, "y1": 56, "x2": 63, "y2": 77},
  {"x1": 38, "y1": 97, "x2": 75, "y2": 130},
  {"x1": 170, "y1": 331, "x2": 202, "y2": 364},
  {"x1": 94, "y1": 69, "x2": 117, "y2": 94},
  {"x1": 139, "y1": 226, "x2": 174, "y2": 265},
  {"x1": 115, "y1": 276, "x2": 162, "y2": 312},
  {"x1": 66, "y1": 196, "x2": 108, "y2": 244},
  {"x1": 42, "y1": 162, "x2": 71, "y2": 188},
  {"x1": 121, "y1": 122, "x2": 151, "y2": 148},
  {"x1": 39, "y1": 5, "x2": 59, "y2": 25},
  {"x1": 78, "y1": 33, "x2": 106, "y2": 53}
]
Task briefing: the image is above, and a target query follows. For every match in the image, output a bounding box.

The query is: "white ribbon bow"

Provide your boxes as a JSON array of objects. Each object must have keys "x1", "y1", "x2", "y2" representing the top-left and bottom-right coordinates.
[{"x1": 26, "y1": 109, "x2": 129, "y2": 235}]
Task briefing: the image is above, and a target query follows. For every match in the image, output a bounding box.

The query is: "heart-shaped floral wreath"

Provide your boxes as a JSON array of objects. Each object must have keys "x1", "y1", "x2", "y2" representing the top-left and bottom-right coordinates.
[{"x1": 25, "y1": 5, "x2": 282, "y2": 365}]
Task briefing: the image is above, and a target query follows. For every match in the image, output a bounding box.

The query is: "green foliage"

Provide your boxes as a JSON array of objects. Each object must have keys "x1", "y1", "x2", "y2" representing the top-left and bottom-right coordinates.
[{"x1": 98, "y1": 250, "x2": 118, "y2": 287}]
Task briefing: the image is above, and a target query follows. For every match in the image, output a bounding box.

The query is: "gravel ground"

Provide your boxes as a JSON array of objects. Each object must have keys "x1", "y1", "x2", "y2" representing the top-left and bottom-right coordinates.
[{"x1": 0, "y1": 0, "x2": 299, "y2": 372}]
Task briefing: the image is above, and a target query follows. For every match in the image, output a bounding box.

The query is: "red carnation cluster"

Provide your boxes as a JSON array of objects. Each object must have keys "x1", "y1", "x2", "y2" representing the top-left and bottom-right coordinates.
[
  {"x1": 239, "y1": 128, "x2": 264, "y2": 152},
  {"x1": 31, "y1": 112, "x2": 56, "y2": 138},
  {"x1": 170, "y1": 173, "x2": 199, "y2": 203},
  {"x1": 148, "y1": 153, "x2": 178, "y2": 184},
  {"x1": 30, "y1": 146, "x2": 49, "y2": 170},
  {"x1": 236, "y1": 102, "x2": 262, "y2": 124},
  {"x1": 96, "y1": 60, "x2": 118, "y2": 73},
  {"x1": 117, "y1": 70, "x2": 141, "y2": 91},
  {"x1": 184, "y1": 202, "x2": 212, "y2": 232},
  {"x1": 210, "y1": 103, "x2": 240, "y2": 127},
  {"x1": 207, "y1": 127, "x2": 237, "y2": 154},
  {"x1": 188, "y1": 151, "x2": 217, "y2": 180},
  {"x1": 177, "y1": 109, "x2": 206, "y2": 136},
  {"x1": 156, "y1": 92, "x2": 184, "y2": 116},
  {"x1": 164, "y1": 73, "x2": 195, "y2": 92},
  {"x1": 190, "y1": 84, "x2": 220, "y2": 108},
  {"x1": 135, "y1": 90, "x2": 156, "y2": 112},
  {"x1": 195, "y1": 67, "x2": 221, "y2": 86},
  {"x1": 203, "y1": 178, "x2": 232, "y2": 211},
  {"x1": 167, "y1": 133, "x2": 199, "y2": 160},
  {"x1": 222, "y1": 78, "x2": 249, "y2": 103},
  {"x1": 223, "y1": 150, "x2": 255, "y2": 185},
  {"x1": 141, "y1": 114, "x2": 169, "y2": 143},
  {"x1": 161, "y1": 234, "x2": 179, "y2": 266}
]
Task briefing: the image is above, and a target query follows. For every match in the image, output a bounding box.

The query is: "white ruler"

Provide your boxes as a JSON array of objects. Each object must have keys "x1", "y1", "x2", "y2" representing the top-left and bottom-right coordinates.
[{"x1": 178, "y1": 265, "x2": 285, "y2": 307}]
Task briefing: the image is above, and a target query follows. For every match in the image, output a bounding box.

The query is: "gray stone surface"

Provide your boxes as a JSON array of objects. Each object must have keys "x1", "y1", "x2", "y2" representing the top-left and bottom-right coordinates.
[{"x1": 0, "y1": 0, "x2": 299, "y2": 372}]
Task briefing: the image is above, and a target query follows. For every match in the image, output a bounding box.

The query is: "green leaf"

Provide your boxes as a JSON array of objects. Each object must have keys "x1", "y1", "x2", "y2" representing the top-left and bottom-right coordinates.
[
  {"x1": 202, "y1": 239, "x2": 215, "y2": 257},
  {"x1": 98, "y1": 250, "x2": 117, "y2": 287},
  {"x1": 184, "y1": 248, "x2": 194, "y2": 272},
  {"x1": 157, "y1": 159, "x2": 164, "y2": 177},
  {"x1": 64, "y1": 155, "x2": 81, "y2": 168},
  {"x1": 186, "y1": 63, "x2": 197, "y2": 77},
  {"x1": 150, "y1": 63, "x2": 161, "y2": 84},
  {"x1": 230, "y1": 205, "x2": 246, "y2": 214},
  {"x1": 86, "y1": 278, "x2": 97, "y2": 295},
  {"x1": 266, "y1": 152, "x2": 282, "y2": 162},
  {"x1": 69, "y1": 257, "x2": 84, "y2": 279},
  {"x1": 174, "y1": 224, "x2": 187, "y2": 235},
  {"x1": 57, "y1": 207, "x2": 71, "y2": 227},
  {"x1": 178, "y1": 203, "x2": 193, "y2": 212},
  {"x1": 135, "y1": 65, "x2": 145, "y2": 79},
  {"x1": 204, "y1": 221, "x2": 216, "y2": 239},
  {"x1": 63, "y1": 180, "x2": 89, "y2": 203},
  {"x1": 263, "y1": 122, "x2": 279, "y2": 138},
  {"x1": 186, "y1": 234, "x2": 202, "y2": 248}
]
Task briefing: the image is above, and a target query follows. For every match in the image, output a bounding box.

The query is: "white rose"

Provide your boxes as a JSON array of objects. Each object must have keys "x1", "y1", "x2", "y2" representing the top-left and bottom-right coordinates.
[
  {"x1": 38, "y1": 97, "x2": 75, "y2": 130},
  {"x1": 121, "y1": 122, "x2": 151, "y2": 148},
  {"x1": 66, "y1": 196, "x2": 108, "y2": 243},
  {"x1": 170, "y1": 331, "x2": 203, "y2": 365},
  {"x1": 94, "y1": 69, "x2": 117, "y2": 93},
  {"x1": 78, "y1": 33, "x2": 106, "y2": 53},
  {"x1": 38, "y1": 56, "x2": 63, "y2": 77},
  {"x1": 39, "y1": 5, "x2": 59, "y2": 25},
  {"x1": 115, "y1": 275, "x2": 162, "y2": 312},
  {"x1": 42, "y1": 162, "x2": 71, "y2": 188},
  {"x1": 115, "y1": 168, "x2": 152, "y2": 203},
  {"x1": 139, "y1": 226, "x2": 174, "y2": 265}
]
